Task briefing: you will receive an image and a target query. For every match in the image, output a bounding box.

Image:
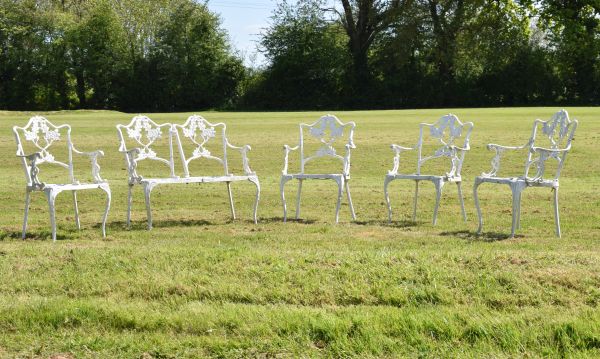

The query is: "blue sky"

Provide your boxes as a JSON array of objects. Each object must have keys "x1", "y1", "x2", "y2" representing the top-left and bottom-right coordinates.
[{"x1": 206, "y1": 0, "x2": 277, "y2": 67}]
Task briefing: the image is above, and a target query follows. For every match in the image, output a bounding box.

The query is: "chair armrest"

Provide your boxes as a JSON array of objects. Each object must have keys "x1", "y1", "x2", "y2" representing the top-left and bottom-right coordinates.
[
  {"x1": 119, "y1": 148, "x2": 143, "y2": 184},
  {"x1": 282, "y1": 144, "x2": 299, "y2": 175},
  {"x1": 17, "y1": 152, "x2": 44, "y2": 189},
  {"x1": 73, "y1": 146, "x2": 106, "y2": 183},
  {"x1": 388, "y1": 144, "x2": 414, "y2": 175},
  {"x1": 482, "y1": 141, "x2": 531, "y2": 177},
  {"x1": 226, "y1": 140, "x2": 255, "y2": 175}
]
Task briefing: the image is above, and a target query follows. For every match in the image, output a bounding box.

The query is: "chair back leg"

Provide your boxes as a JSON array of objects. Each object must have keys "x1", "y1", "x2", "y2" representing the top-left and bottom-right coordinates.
[
  {"x1": 384, "y1": 176, "x2": 393, "y2": 223},
  {"x1": 249, "y1": 177, "x2": 260, "y2": 224},
  {"x1": 72, "y1": 191, "x2": 81, "y2": 230},
  {"x1": 22, "y1": 191, "x2": 31, "y2": 240},
  {"x1": 100, "y1": 184, "x2": 111, "y2": 238},
  {"x1": 456, "y1": 182, "x2": 467, "y2": 222},
  {"x1": 226, "y1": 182, "x2": 236, "y2": 220},
  {"x1": 280, "y1": 177, "x2": 290, "y2": 222},
  {"x1": 473, "y1": 178, "x2": 483, "y2": 234},
  {"x1": 345, "y1": 181, "x2": 356, "y2": 221},
  {"x1": 553, "y1": 187, "x2": 561, "y2": 238},
  {"x1": 143, "y1": 183, "x2": 154, "y2": 230},
  {"x1": 413, "y1": 180, "x2": 420, "y2": 221},
  {"x1": 433, "y1": 180, "x2": 444, "y2": 225},
  {"x1": 334, "y1": 177, "x2": 344, "y2": 223},
  {"x1": 126, "y1": 185, "x2": 134, "y2": 229},
  {"x1": 295, "y1": 179, "x2": 303, "y2": 220}
]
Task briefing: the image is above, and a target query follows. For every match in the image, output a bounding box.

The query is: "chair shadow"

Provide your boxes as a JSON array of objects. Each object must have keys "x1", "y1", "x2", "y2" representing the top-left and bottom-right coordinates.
[
  {"x1": 258, "y1": 217, "x2": 316, "y2": 225},
  {"x1": 354, "y1": 219, "x2": 418, "y2": 228},
  {"x1": 439, "y1": 230, "x2": 522, "y2": 242},
  {"x1": 104, "y1": 219, "x2": 216, "y2": 231},
  {"x1": 0, "y1": 230, "x2": 70, "y2": 241}
]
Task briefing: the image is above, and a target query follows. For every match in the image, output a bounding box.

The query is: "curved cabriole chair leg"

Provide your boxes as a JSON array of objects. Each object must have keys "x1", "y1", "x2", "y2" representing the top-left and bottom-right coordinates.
[
  {"x1": 432, "y1": 180, "x2": 444, "y2": 225},
  {"x1": 345, "y1": 180, "x2": 356, "y2": 221},
  {"x1": 45, "y1": 189, "x2": 59, "y2": 242},
  {"x1": 144, "y1": 183, "x2": 154, "y2": 230},
  {"x1": 22, "y1": 190, "x2": 31, "y2": 240},
  {"x1": 473, "y1": 179, "x2": 483, "y2": 234},
  {"x1": 295, "y1": 179, "x2": 303, "y2": 220},
  {"x1": 100, "y1": 184, "x2": 111, "y2": 238},
  {"x1": 457, "y1": 181, "x2": 467, "y2": 222},
  {"x1": 334, "y1": 177, "x2": 344, "y2": 224},
  {"x1": 510, "y1": 183, "x2": 523, "y2": 238},
  {"x1": 280, "y1": 177, "x2": 290, "y2": 222},
  {"x1": 248, "y1": 177, "x2": 260, "y2": 224},
  {"x1": 384, "y1": 176, "x2": 394, "y2": 223}
]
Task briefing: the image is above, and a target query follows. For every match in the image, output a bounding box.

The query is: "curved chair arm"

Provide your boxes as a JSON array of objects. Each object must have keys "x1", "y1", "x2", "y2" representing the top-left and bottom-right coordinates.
[
  {"x1": 388, "y1": 144, "x2": 414, "y2": 175},
  {"x1": 73, "y1": 146, "x2": 106, "y2": 183},
  {"x1": 17, "y1": 152, "x2": 44, "y2": 189},
  {"x1": 482, "y1": 141, "x2": 531, "y2": 177},
  {"x1": 282, "y1": 144, "x2": 299, "y2": 175},
  {"x1": 226, "y1": 140, "x2": 254, "y2": 175},
  {"x1": 528, "y1": 146, "x2": 570, "y2": 181},
  {"x1": 119, "y1": 148, "x2": 143, "y2": 184}
]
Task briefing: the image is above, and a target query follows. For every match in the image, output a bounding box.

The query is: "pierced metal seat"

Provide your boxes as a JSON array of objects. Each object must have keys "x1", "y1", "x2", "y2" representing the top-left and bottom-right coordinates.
[
  {"x1": 13, "y1": 116, "x2": 111, "y2": 241},
  {"x1": 473, "y1": 109, "x2": 578, "y2": 238},
  {"x1": 280, "y1": 115, "x2": 357, "y2": 223},
  {"x1": 117, "y1": 115, "x2": 260, "y2": 230},
  {"x1": 384, "y1": 114, "x2": 474, "y2": 224}
]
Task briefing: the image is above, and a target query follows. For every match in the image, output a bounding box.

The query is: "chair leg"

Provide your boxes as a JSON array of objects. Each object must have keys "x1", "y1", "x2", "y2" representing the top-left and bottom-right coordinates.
[
  {"x1": 473, "y1": 178, "x2": 483, "y2": 234},
  {"x1": 226, "y1": 182, "x2": 236, "y2": 220},
  {"x1": 45, "y1": 189, "x2": 58, "y2": 241},
  {"x1": 280, "y1": 177, "x2": 290, "y2": 222},
  {"x1": 510, "y1": 183, "x2": 522, "y2": 238},
  {"x1": 553, "y1": 187, "x2": 561, "y2": 238},
  {"x1": 516, "y1": 191, "x2": 522, "y2": 230},
  {"x1": 22, "y1": 190, "x2": 31, "y2": 240},
  {"x1": 433, "y1": 180, "x2": 444, "y2": 225},
  {"x1": 295, "y1": 179, "x2": 303, "y2": 220},
  {"x1": 413, "y1": 180, "x2": 420, "y2": 222},
  {"x1": 384, "y1": 176, "x2": 394, "y2": 223},
  {"x1": 345, "y1": 180, "x2": 356, "y2": 221},
  {"x1": 456, "y1": 181, "x2": 467, "y2": 222},
  {"x1": 143, "y1": 183, "x2": 154, "y2": 230},
  {"x1": 126, "y1": 184, "x2": 133, "y2": 229},
  {"x1": 249, "y1": 177, "x2": 260, "y2": 224},
  {"x1": 100, "y1": 184, "x2": 111, "y2": 238},
  {"x1": 334, "y1": 177, "x2": 344, "y2": 223},
  {"x1": 72, "y1": 191, "x2": 80, "y2": 230}
]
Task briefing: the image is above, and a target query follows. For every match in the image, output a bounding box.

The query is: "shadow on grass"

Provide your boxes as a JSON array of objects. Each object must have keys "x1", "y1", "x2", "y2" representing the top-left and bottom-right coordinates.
[
  {"x1": 354, "y1": 219, "x2": 419, "y2": 228},
  {"x1": 440, "y1": 230, "x2": 523, "y2": 242},
  {"x1": 258, "y1": 217, "x2": 316, "y2": 225},
  {"x1": 105, "y1": 219, "x2": 216, "y2": 231},
  {"x1": 0, "y1": 229, "x2": 70, "y2": 241}
]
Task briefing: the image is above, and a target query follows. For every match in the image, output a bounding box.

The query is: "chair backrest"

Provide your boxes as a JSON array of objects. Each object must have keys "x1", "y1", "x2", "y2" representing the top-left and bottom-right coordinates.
[
  {"x1": 298, "y1": 115, "x2": 356, "y2": 176},
  {"x1": 525, "y1": 109, "x2": 578, "y2": 181},
  {"x1": 116, "y1": 115, "x2": 175, "y2": 178},
  {"x1": 173, "y1": 115, "x2": 229, "y2": 177},
  {"x1": 13, "y1": 116, "x2": 74, "y2": 185},
  {"x1": 416, "y1": 114, "x2": 473, "y2": 177}
]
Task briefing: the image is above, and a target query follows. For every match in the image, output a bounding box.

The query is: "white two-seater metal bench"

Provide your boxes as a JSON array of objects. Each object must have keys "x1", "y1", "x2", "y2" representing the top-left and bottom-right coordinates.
[{"x1": 117, "y1": 115, "x2": 260, "y2": 229}]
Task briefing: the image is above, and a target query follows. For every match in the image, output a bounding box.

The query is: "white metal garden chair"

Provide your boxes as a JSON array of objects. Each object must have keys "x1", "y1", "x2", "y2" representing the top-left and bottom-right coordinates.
[
  {"x1": 280, "y1": 114, "x2": 356, "y2": 223},
  {"x1": 117, "y1": 115, "x2": 260, "y2": 230},
  {"x1": 473, "y1": 109, "x2": 578, "y2": 238},
  {"x1": 13, "y1": 116, "x2": 111, "y2": 241},
  {"x1": 384, "y1": 114, "x2": 473, "y2": 224}
]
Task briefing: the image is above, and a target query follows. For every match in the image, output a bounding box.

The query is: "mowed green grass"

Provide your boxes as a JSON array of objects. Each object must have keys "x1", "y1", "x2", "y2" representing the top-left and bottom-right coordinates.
[{"x1": 0, "y1": 108, "x2": 599, "y2": 358}]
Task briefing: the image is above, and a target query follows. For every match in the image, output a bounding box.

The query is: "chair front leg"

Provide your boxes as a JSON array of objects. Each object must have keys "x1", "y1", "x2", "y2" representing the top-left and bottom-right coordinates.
[
  {"x1": 100, "y1": 184, "x2": 111, "y2": 238},
  {"x1": 280, "y1": 176, "x2": 291, "y2": 222},
  {"x1": 345, "y1": 179, "x2": 356, "y2": 221},
  {"x1": 22, "y1": 190, "x2": 31, "y2": 239},
  {"x1": 295, "y1": 179, "x2": 303, "y2": 220},
  {"x1": 45, "y1": 189, "x2": 59, "y2": 241},
  {"x1": 413, "y1": 180, "x2": 420, "y2": 222},
  {"x1": 456, "y1": 182, "x2": 467, "y2": 222},
  {"x1": 433, "y1": 179, "x2": 445, "y2": 225},
  {"x1": 473, "y1": 178, "x2": 484, "y2": 234},
  {"x1": 143, "y1": 183, "x2": 156, "y2": 230},
  {"x1": 126, "y1": 184, "x2": 134, "y2": 229},
  {"x1": 384, "y1": 176, "x2": 394, "y2": 223},
  {"x1": 553, "y1": 187, "x2": 561, "y2": 238},
  {"x1": 249, "y1": 177, "x2": 260, "y2": 224},
  {"x1": 226, "y1": 182, "x2": 236, "y2": 220},
  {"x1": 72, "y1": 191, "x2": 81, "y2": 230},
  {"x1": 510, "y1": 183, "x2": 523, "y2": 238},
  {"x1": 334, "y1": 177, "x2": 344, "y2": 223}
]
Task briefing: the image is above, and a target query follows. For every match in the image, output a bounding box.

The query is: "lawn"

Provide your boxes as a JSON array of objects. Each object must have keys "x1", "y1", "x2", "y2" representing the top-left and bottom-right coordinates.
[{"x1": 1, "y1": 108, "x2": 599, "y2": 358}]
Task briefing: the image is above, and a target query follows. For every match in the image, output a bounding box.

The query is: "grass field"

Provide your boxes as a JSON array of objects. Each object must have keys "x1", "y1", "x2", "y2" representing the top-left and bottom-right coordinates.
[{"x1": 1, "y1": 108, "x2": 599, "y2": 358}]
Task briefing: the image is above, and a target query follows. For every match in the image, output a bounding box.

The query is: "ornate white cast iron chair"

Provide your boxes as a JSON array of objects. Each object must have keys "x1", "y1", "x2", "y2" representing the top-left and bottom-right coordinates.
[
  {"x1": 13, "y1": 116, "x2": 111, "y2": 241},
  {"x1": 280, "y1": 115, "x2": 356, "y2": 223},
  {"x1": 473, "y1": 110, "x2": 577, "y2": 238},
  {"x1": 384, "y1": 114, "x2": 473, "y2": 224},
  {"x1": 117, "y1": 115, "x2": 260, "y2": 230}
]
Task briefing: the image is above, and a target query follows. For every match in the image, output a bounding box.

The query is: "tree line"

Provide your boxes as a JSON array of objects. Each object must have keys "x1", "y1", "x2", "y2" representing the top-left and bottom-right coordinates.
[{"x1": 1, "y1": 0, "x2": 599, "y2": 111}]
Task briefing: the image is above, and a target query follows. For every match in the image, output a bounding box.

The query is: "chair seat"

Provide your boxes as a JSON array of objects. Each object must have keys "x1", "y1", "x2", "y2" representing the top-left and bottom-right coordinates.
[
  {"x1": 32, "y1": 182, "x2": 109, "y2": 192},
  {"x1": 475, "y1": 175, "x2": 558, "y2": 188},
  {"x1": 282, "y1": 173, "x2": 345, "y2": 180},
  {"x1": 386, "y1": 173, "x2": 462, "y2": 182},
  {"x1": 140, "y1": 174, "x2": 257, "y2": 185}
]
